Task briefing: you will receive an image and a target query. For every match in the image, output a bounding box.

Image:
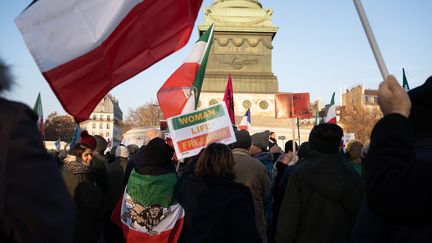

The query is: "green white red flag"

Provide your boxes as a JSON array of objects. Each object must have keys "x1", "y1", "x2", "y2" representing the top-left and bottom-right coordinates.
[
  {"x1": 157, "y1": 25, "x2": 214, "y2": 119},
  {"x1": 33, "y1": 92, "x2": 44, "y2": 137},
  {"x1": 16, "y1": 0, "x2": 202, "y2": 123},
  {"x1": 402, "y1": 68, "x2": 410, "y2": 91},
  {"x1": 112, "y1": 171, "x2": 184, "y2": 242},
  {"x1": 324, "y1": 92, "x2": 336, "y2": 124}
]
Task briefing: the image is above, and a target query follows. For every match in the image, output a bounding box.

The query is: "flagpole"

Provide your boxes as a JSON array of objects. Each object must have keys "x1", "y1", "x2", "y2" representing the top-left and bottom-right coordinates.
[
  {"x1": 353, "y1": 0, "x2": 389, "y2": 80},
  {"x1": 291, "y1": 95, "x2": 296, "y2": 154},
  {"x1": 297, "y1": 118, "x2": 301, "y2": 145}
]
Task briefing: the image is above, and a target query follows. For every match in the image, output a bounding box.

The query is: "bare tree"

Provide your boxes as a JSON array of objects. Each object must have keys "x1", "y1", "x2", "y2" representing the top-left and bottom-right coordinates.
[
  {"x1": 339, "y1": 106, "x2": 382, "y2": 144},
  {"x1": 121, "y1": 101, "x2": 163, "y2": 133},
  {"x1": 44, "y1": 112, "x2": 75, "y2": 142}
]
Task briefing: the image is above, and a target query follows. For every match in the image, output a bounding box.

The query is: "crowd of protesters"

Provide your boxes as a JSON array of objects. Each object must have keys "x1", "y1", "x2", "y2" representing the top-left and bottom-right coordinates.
[{"x1": 1, "y1": 54, "x2": 432, "y2": 243}]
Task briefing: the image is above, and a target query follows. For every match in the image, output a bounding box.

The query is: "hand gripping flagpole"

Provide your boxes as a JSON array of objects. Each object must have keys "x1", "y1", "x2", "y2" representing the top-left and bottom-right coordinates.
[{"x1": 353, "y1": 0, "x2": 389, "y2": 80}]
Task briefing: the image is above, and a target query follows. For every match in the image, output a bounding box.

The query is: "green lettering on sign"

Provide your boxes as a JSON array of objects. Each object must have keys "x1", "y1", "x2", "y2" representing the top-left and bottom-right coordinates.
[{"x1": 171, "y1": 104, "x2": 225, "y2": 130}]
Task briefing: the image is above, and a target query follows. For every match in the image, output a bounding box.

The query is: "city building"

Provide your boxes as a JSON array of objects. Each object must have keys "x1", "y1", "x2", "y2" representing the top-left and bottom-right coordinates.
[
  {"x1": 80, "y1": 94, "x2": 123, "y2": 146},
  {"x1": 342, "y1": 85, "x2": 379, "y2": 111}
]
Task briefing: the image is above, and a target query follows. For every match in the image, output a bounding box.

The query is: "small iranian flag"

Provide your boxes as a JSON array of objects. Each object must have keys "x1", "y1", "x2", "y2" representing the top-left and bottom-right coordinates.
[
  {"x1": 238, "y1": 108, "x2": 251, "y2": 131},
  {"x1": 324, "y1": 92, "x2": 336, "y2": 124},
  {"x1": 157, "y1": 25, "x2": 214, "y2": 119},
  {"x1": 112, "y1": 171, "x2": 184, "y2": 242},
  {"x1": 402, "y1": 68, "x2": 410, "y2": 91},
  {"x1": 33, "y1": 92, "x2": 44, "y2": 137}
]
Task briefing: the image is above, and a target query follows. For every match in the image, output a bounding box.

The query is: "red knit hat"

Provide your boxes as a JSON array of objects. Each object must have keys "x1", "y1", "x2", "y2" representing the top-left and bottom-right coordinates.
[{"x1": 80, "y1": 130, "x2": 96, "y2": 150}]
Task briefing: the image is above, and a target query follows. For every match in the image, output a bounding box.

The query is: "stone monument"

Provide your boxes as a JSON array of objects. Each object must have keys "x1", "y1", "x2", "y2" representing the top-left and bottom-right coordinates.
[{"x1": 198, "y1": 0, "x2": 301, "y2": 134}]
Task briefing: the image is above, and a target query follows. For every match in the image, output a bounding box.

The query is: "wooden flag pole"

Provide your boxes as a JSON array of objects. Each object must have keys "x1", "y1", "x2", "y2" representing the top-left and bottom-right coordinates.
[{"x1": 353, "y1": 0, "x2": 389, "y2": 80}]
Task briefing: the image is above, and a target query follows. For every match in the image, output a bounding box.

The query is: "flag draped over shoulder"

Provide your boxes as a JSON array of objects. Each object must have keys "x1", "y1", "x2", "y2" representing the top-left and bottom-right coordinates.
[
  {"x1": 33, "y1": 92, "x2": 44, "y2": 137},
  {"x1": 223, "y1": 74, "x2": 235, "y2": 124},
  {"x1": 16, "y1": 0, "x2": 203, "y2": 123},
  {"x1": 157, "y1": 25, "x2": 214, "y2": 119},
  {"x1": 238, "y1": 109, "x2": 251, "y2": 131},
  {"x1": 324, "y1": 92, "x2": 337, "y2": 123},
  {"x1": 402, "y1": 68, "x2": 410, "y2": 91},
  {"x1": 112, "y1": 171, "x2": 184, "y2": 243}
]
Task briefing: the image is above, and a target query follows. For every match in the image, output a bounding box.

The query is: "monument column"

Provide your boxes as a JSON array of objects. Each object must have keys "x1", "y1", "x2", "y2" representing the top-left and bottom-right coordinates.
[{"x1": 198, "y1": 0, "x2": 290, "y2": 131}]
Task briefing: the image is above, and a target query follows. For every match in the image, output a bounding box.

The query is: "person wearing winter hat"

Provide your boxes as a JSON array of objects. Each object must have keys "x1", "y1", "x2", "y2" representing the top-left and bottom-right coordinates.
[
  {"x1": 112, "y1": 137, "x2": 184, "y2": 242},
  {"x1": 231, "y1": 130, "x2": 271, "y2": 243},
  {"x1": 106, "y1": 145, "x2": 129, "y2": 209},
  {"x1": 80, "y1": 130, "x2": 97, "y2": 150},
  {"x1": 104, "y1": 144, "x2": 129, "y2": 243},
  {"x1": 115, "y1": 146, "x2": 129, "y2": 163},
  {"x1": 126, "y1": 144, "x2": 139, "y2": 156},
  {"x1": 92, "y1": 135, "x2": 108, "y2": 170},
  {"x1": 122, "y1": 128, "x2": 163, "y2": 188},
  {"x1": 365, "y1": 75, "x2": 432, "y2": 226},
  {"x1": 276, "y1": 123, "x2": 364, "y2": 243},
  {"x1": 251, "y1": 130, "x2": 275, "y2": 237}
]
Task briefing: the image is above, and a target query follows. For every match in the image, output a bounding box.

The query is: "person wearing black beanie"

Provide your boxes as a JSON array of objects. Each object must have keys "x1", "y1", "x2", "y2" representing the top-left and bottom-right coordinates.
[
  {"x1": 111, "y1": 137, "x2": 184, "y2": 241},
  {"x1": 276, "y1": 123, "x2": 364, "y2": 243}
]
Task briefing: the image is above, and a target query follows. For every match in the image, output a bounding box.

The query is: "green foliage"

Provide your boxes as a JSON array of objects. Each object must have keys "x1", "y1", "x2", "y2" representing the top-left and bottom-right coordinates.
[{"x1": 44, "y1": 112, "x2": 75, "y2": 142}]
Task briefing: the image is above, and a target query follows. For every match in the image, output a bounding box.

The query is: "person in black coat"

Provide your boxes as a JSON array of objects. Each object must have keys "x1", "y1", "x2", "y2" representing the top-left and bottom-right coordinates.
[
  {"x1": 276, "y1": 124, "x2": 364, "y2": 243},
  {"x1": 362, "y1": 75, "x2": 432, "y2": 240},
  {"x1": 174, "y1": 143, "x2": 261, "y2": 243},
  {"x1": 0, "y1": 57, "x2": 75, "y2": 242},
  {"x1": 63, "y1": 143, "x2": 106, "y2": 243}
]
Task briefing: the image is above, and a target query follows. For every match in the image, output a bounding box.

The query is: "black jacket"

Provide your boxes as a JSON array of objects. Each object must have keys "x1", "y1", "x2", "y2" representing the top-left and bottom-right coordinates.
[
  {"x1": 276, "y1": 151, "x2": 364, "y2": 243},
  {"x1": 174, "y1": 176, "x2": 261, "y2": 243},
  {"x1": 366, "y1": 114, "x2": 432, "y2": 225},
  {"x1": 0, "y1": 98, "x2": 75, "y2": 242}
]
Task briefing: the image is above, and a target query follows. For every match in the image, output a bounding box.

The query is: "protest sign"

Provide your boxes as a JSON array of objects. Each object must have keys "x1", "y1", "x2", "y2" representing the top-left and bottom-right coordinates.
[
  {"x1": 275, "y1": 93, "x2": 312, "y2": 119},
  {"x1": 167, "y1": 103, "x2": 236, "y2": 160}
]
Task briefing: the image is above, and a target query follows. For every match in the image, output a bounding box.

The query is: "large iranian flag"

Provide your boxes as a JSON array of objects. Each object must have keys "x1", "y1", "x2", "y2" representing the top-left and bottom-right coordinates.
[
  {"x1": 112, "y1": 171, "x2": 184, "y2": 243},
  {"x1": 324, "y1": 92, "x2": 337, "y2": 124},
  {"x1": 157, "y1": 25, "x2": 214, "y2": 119},
  {"x1": 16, "y1": 0, "x2": 202, "y2": 122}
]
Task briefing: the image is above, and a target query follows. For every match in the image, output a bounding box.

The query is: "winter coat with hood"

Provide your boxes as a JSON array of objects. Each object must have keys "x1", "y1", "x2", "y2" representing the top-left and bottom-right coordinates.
[{"x1": 276, "y1": 151, "x2": 364, "y2": 243}]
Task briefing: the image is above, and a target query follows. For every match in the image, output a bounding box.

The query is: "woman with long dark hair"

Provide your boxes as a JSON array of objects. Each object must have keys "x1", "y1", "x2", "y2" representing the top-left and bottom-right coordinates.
[
  {"x1": 175, "y1": 143, "x2": 261, "y2": 243},
  {"x1": 63, "y1": 143, "x2": 106, "y2": 243}
]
